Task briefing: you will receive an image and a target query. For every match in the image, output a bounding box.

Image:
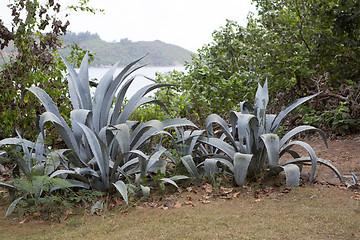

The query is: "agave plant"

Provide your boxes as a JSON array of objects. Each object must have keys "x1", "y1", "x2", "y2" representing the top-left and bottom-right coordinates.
[
  {"x1": 182, "y1": 80, "x2": 343, "y2": 187},
  {"x1": 27, "y1": 53, "x2": 170, "y2": 163},
  {"x1": 0, "y1": 131, "x2": 87, "y2": 184},
  {"x1": 344, "y1": 172, "x2": 359, "y2": 188},
  {"x1": 48, "y1": 118, "x2": 193, "y2": 202},
  {"x1": 23, "y1": 53, "x2": 196, "y2": 202},
  {"x1": 0, "y1": 131, "x2": 88, "y2": 216},
  {"x1": 27, "y1": 54, "x2": 163, "y2": 160}
]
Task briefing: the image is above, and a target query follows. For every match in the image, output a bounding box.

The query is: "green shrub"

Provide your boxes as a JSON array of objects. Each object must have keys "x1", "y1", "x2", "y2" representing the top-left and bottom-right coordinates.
[
  {"x1": 302, "y1": 101, "x2": 360, "y2": 135},
  {"x1": 0, "y1": 0, "x2": 99, "y2": 141}
]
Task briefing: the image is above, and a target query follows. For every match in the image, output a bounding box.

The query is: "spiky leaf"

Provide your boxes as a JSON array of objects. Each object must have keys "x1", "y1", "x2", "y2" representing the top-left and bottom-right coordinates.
[
  {"x1": 271, "y1": 92, "x2": 321, "y2": 133},
  {"x1": 280, "y1": 141, "x2": 318, "y2": 183},
  {"x1": 112, "y1": 180, "x2": 128, "y2": 204},
  {"x1": 283, "y1": 164, "x2": 300, "y2": 187},
  {"x1": 5, "y1": 197, "x2": 23, "y2": 217},
  {"x1": 181, "y1": 155, "x2": 200, "y2": 181},
  {"x1": 281, "y1": 157, "x2": 343, "y2": 183},
  {"x1": 260, "y1": 134, "x2": 280, "y2": 168},
  {"x1": 233, "y1": 152, "x2": 253, "y2": 186},
  {"x1": 279, "y1": 126, "x2": 327, "y2": 148}
]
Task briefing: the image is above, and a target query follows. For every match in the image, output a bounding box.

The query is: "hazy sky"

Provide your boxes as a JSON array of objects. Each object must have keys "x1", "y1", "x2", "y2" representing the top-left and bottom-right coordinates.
[{"x1": 0, "y1": 0, "x2": 256, "y2": 52}]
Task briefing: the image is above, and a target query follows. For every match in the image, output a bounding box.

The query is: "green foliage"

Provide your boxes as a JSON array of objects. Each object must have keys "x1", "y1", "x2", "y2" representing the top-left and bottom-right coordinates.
[
  {"x1": 15, "y1": 194, "x2": 72, "y2": 220},
  {"x1": 66, "y1": 189, "x2": 104, "y2": 205},
  {"x1": 65, "y1": 42, "x2": 96, "y2": 68},
  {"x1": 2, "y1": 175, "x2": 71, "y2": 217},
  {"x1": 155, "y1": 70, "x2": 202, "y2": 123},
  {"x1": 156, "y1": 21, "x2": 259, "y2": 121},
  {"x1": 252, "y1": 0, "x2": 360, "y2": 87},
  {"x1": 130, "y1": 104, "x2": 170, "y2": 123},
  {"x1": 0, "y1": 0, "x2": 101, "y2": 141},
  {"x1": 12, "y1": 175, "x2": 70, "y2": 200},
  {"x1": 156, "y1": 0, "x2": 360, "y2": 132},
  {"x1": 302, "y1": 101, "x2": 360, "y2": 135},
  {"x1": 68, "y1": 0, "x2": 104, "y2": 14},
  {"x1": 8, "y1": 178, "x2": 104, "y2": 219}
]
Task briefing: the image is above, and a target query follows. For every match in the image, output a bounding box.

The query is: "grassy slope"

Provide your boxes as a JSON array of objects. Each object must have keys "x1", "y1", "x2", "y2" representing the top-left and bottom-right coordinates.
[{"x1": 1, "y1": 186, "x2": 359, "y2": 240}]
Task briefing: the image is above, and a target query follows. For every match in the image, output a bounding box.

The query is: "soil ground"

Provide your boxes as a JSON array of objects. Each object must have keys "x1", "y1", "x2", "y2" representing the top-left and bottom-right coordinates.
[{"x1": 0, "y1": 135, "x2": 359, "y2": 240}]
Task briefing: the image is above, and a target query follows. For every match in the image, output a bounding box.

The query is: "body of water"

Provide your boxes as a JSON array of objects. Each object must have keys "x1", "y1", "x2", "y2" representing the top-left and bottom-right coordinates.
[{"x1": 88, "y1": 66, "x2": 185, "y2": 98}]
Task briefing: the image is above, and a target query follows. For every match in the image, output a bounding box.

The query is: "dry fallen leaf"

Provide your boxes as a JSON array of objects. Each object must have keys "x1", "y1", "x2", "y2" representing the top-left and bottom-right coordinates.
[
  {"x1": 255, "y1": 199, "x2": 261, "y2": 203},
  {"x1": 282, "y1": 188, "x2": 291, "y2": 194},
  {"x1": 202, "y1": 194, "x2": 211, "y2": 199},
  {"x1": 186, "y1": 187, "x2": 193, "y2": 192},
  {"x1": 32, "y1": 212, "x2": 41, "y2": 217},
  {"x1": 174, "y1": 202, "x2": 182, "y2": 208},
  {"x1": 185, "y1": 201, "x2": 196, "y2": 207},
  {"x1": 146, "y1": 202, "x2": 159, "y2": 208},
  {"x1": 166, "y1": 200, "x2": 175, "y2": 208},
  {"x1": 254, "y1": 189, "x2": 262, "y2": 195},
  {"x1": 354, "y1": 195, "x2": 360, "y2": 200},
  {"x1": 220, "y1": 195, "x2": 232, "y2": 199},
  {"x1": 233, "y1": 192, "x2": 241, "y2": 198},
  {"x1": 203, "y1": 184, "x2": 213, "y2": 193},
  {"x1": 220, "y1": 187, "x2": 233, "y2": 194},
  {"x1": 19, "y1": 219, "x2": 27, "y2": 224},
  {"x1": 113, "y1": 198, "x2": 121, "y2": 205}
]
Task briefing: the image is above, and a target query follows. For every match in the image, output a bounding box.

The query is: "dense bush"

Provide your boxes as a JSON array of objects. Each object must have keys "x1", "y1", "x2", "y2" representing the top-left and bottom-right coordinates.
[
  {"x1": 0, "y1": 0, "x2": 100, "y2": 141},
  {"x1": 155, "y1": 0, "x2": 360, "y2": 133}
]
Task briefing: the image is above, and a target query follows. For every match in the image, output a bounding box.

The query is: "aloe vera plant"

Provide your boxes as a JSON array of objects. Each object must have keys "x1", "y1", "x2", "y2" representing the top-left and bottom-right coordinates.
[{"x1": 185, "y1": 80, "x2": 343, "y2": 187}]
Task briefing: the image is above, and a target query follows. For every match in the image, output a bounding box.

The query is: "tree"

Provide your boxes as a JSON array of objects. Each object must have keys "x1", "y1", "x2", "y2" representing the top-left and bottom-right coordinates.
[
  {"x1": 251, "y1": 0, "x2": 360, "y2": 133},
  {"x1": 156, "y1": 0, "x2": 360, "y2": 133},
  {"x1": 155, "y1": 20, "x2": 260, "y2": 124},
  {"x1": 0, "y1": 0, "x2": 100, "y2": 140}
]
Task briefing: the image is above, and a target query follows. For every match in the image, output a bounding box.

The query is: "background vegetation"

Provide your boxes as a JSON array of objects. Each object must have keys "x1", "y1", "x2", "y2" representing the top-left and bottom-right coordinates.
[
  {"x1": 155, "y1": 0, "x2": 360, "y2": 134},
  {"x1": 0, "y1": 0, "x2": 99, "y2": 141},
  {"x1": 0, "y1": 0, "x2": 358, "y2": 221}
]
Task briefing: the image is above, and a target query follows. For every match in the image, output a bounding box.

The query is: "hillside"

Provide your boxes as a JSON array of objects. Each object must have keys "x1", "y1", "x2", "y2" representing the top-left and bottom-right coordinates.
[{"x1": 59, "y1": 32, "x2": 193, "y2": 67}]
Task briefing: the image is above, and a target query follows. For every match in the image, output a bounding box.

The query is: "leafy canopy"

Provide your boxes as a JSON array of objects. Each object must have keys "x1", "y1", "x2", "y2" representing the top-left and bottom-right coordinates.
[
  {"x1": 0, "y1": 0, "x2": 101, "y2": 140},
  {"x1": 156, "y1": 0, "x2": 360, "y2": 133}
]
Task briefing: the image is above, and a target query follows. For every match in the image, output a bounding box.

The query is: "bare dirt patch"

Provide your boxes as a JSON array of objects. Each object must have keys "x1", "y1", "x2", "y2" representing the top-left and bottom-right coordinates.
[{"x1": 285, "y1": 134, "x2": 360, "y2": 184}]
